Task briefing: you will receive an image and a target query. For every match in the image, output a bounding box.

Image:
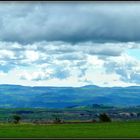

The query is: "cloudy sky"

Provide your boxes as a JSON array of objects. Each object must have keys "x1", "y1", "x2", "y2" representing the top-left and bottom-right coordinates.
[{"x1": 1, "y1": 2, "x2": 140, "y2": 87}]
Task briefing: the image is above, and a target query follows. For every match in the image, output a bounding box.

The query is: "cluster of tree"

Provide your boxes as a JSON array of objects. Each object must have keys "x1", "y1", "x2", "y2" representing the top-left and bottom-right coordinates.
[
  {"x1": 9, "y1": 112, "x2": 111, "y2": 124},
  {"x1": 52, "y1": 113, "x2": 111, "y2": 123},
  {"x1": 99, "y1": 113, "x2": 111, "y2": 122},
  {"x1": 12, "y1": 114, "x2": 21, "y2": 124}
]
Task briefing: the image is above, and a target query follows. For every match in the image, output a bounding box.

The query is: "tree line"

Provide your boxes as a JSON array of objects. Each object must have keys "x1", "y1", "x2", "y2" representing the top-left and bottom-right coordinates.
[{"x1": 11, "y1": 113, "x2": 111, "y2": 124}]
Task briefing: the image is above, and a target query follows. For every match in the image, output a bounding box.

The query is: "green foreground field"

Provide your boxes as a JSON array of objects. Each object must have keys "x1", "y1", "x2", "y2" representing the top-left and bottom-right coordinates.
[{"x1": 0, "y1": 121, "x2": 140, "y2": 138}]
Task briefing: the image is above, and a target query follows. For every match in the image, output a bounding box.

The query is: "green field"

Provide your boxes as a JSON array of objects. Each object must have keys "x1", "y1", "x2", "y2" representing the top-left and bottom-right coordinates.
[{"x1": 0, "y1": 121, "x2": 139, "y2": 138}]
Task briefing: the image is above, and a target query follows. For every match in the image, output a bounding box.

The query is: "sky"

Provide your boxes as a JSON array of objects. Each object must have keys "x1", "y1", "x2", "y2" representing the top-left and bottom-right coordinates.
[{"x1": 1, "y1": 2, "x2": 140, "y2": 87}]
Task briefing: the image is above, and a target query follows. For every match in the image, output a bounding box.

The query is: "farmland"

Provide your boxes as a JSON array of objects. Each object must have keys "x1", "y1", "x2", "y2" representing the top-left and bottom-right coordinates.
[
  {"x1": 0, "y1": 121, "x2": 139, "y2": 138},
  {"x1": 0, "y1": 106, "x2": 139, "y2": 138},
  {"x1": 0, "y1": 105, "x2": 140, "y2": 123}
]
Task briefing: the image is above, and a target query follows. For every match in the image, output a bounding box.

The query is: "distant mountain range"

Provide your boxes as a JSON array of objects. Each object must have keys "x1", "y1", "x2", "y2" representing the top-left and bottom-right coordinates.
[{"x1": 0, "y1": 84, "x2": 140, "y2": 108}]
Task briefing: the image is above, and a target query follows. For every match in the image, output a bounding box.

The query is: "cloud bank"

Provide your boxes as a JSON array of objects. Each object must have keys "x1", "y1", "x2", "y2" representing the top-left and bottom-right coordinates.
[
  {"x1": 0, "y1": 2, "x2": 140, "y2": 43},
  {"x1": 0, "y1": 2, "x2": 140, "y2": 87}
]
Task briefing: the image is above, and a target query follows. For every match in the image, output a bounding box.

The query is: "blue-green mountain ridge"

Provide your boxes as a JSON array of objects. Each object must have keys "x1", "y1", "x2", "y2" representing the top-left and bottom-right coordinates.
[{"x1": 0, "y1": 84, "x2": 140, "y2": 108}]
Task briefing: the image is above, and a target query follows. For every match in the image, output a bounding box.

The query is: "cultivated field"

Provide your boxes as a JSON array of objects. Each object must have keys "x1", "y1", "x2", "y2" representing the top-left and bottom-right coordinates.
[{"x1": 0, "y1": 121, "x2": 139, "y2": 138}]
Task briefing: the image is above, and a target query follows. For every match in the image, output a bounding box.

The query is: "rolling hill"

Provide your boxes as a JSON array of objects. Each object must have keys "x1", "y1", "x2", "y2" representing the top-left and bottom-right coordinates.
[{"x1": 0, "y1": 84, "x2": 140, "y2": 108}]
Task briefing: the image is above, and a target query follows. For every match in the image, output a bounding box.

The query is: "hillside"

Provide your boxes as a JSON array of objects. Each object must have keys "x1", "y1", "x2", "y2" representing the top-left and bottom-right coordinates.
[{"x1": 0, "y1": 84, "x2": 140, "y2": 108}]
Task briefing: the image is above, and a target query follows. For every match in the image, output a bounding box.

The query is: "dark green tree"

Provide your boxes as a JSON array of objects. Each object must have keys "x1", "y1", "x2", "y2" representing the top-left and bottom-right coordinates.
[
  {"x1": 12, "y1": 114, "x2": 21, "y2": 124},
  {"x1": 99, "y1": 113, "x2": 111, "y2": 122}
]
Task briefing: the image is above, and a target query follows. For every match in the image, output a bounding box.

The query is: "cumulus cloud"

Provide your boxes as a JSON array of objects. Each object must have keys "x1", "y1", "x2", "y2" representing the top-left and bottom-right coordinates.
[
  {"x1": 0, "y1": 40, "x2": 139, "y2": 83},
  {"x1": 104, "y1": 54, "x2": 140, "y2": 84},
  {"x1": 19, "y1": 65, "x2": 70, "y2": 81},
  {"x1": 20, "y1": 70, "x2": 50, "y2": 81}
]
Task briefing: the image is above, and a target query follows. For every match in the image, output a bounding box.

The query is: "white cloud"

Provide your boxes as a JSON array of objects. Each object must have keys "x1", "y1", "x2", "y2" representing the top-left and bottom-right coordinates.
[
  {"x1": 0, "y1": 40, "x2": 140, "y2": 86},
  {"x1": 0, "y1": 50, "x2": 15, "y2": 58},
  {"x1": 24, "y1": 50, "x2": 39, "y2": 62},
  {"x1": 104, "y1": 53, "x2": 140, "y2": 84},
  {"x1": 87, "y1": 55, "x2": 104, "y2": 68},
  {"x1": 19, "y1": 70, "x2": 52, "y2": 81},
  {"x1": 0, "y1": 71, "x2": 7, "y2": 77}
]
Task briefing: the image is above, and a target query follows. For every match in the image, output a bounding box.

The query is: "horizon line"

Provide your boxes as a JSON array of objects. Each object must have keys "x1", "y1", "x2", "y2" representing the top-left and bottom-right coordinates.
[{"x1": 0, "y1": 83, "x2": 139, "y2": 88}]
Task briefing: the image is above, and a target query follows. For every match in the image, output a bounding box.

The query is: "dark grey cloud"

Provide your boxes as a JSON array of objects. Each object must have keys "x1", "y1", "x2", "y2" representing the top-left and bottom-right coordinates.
[{"x1": 0, "y1": 2, "x2": 140, "y2": 43}]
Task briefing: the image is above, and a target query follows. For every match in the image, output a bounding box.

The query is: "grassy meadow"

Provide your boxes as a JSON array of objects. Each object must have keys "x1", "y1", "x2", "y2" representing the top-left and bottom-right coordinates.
[{"x1": 0, "y1": 121, "x2": 139, "y2": 138}]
